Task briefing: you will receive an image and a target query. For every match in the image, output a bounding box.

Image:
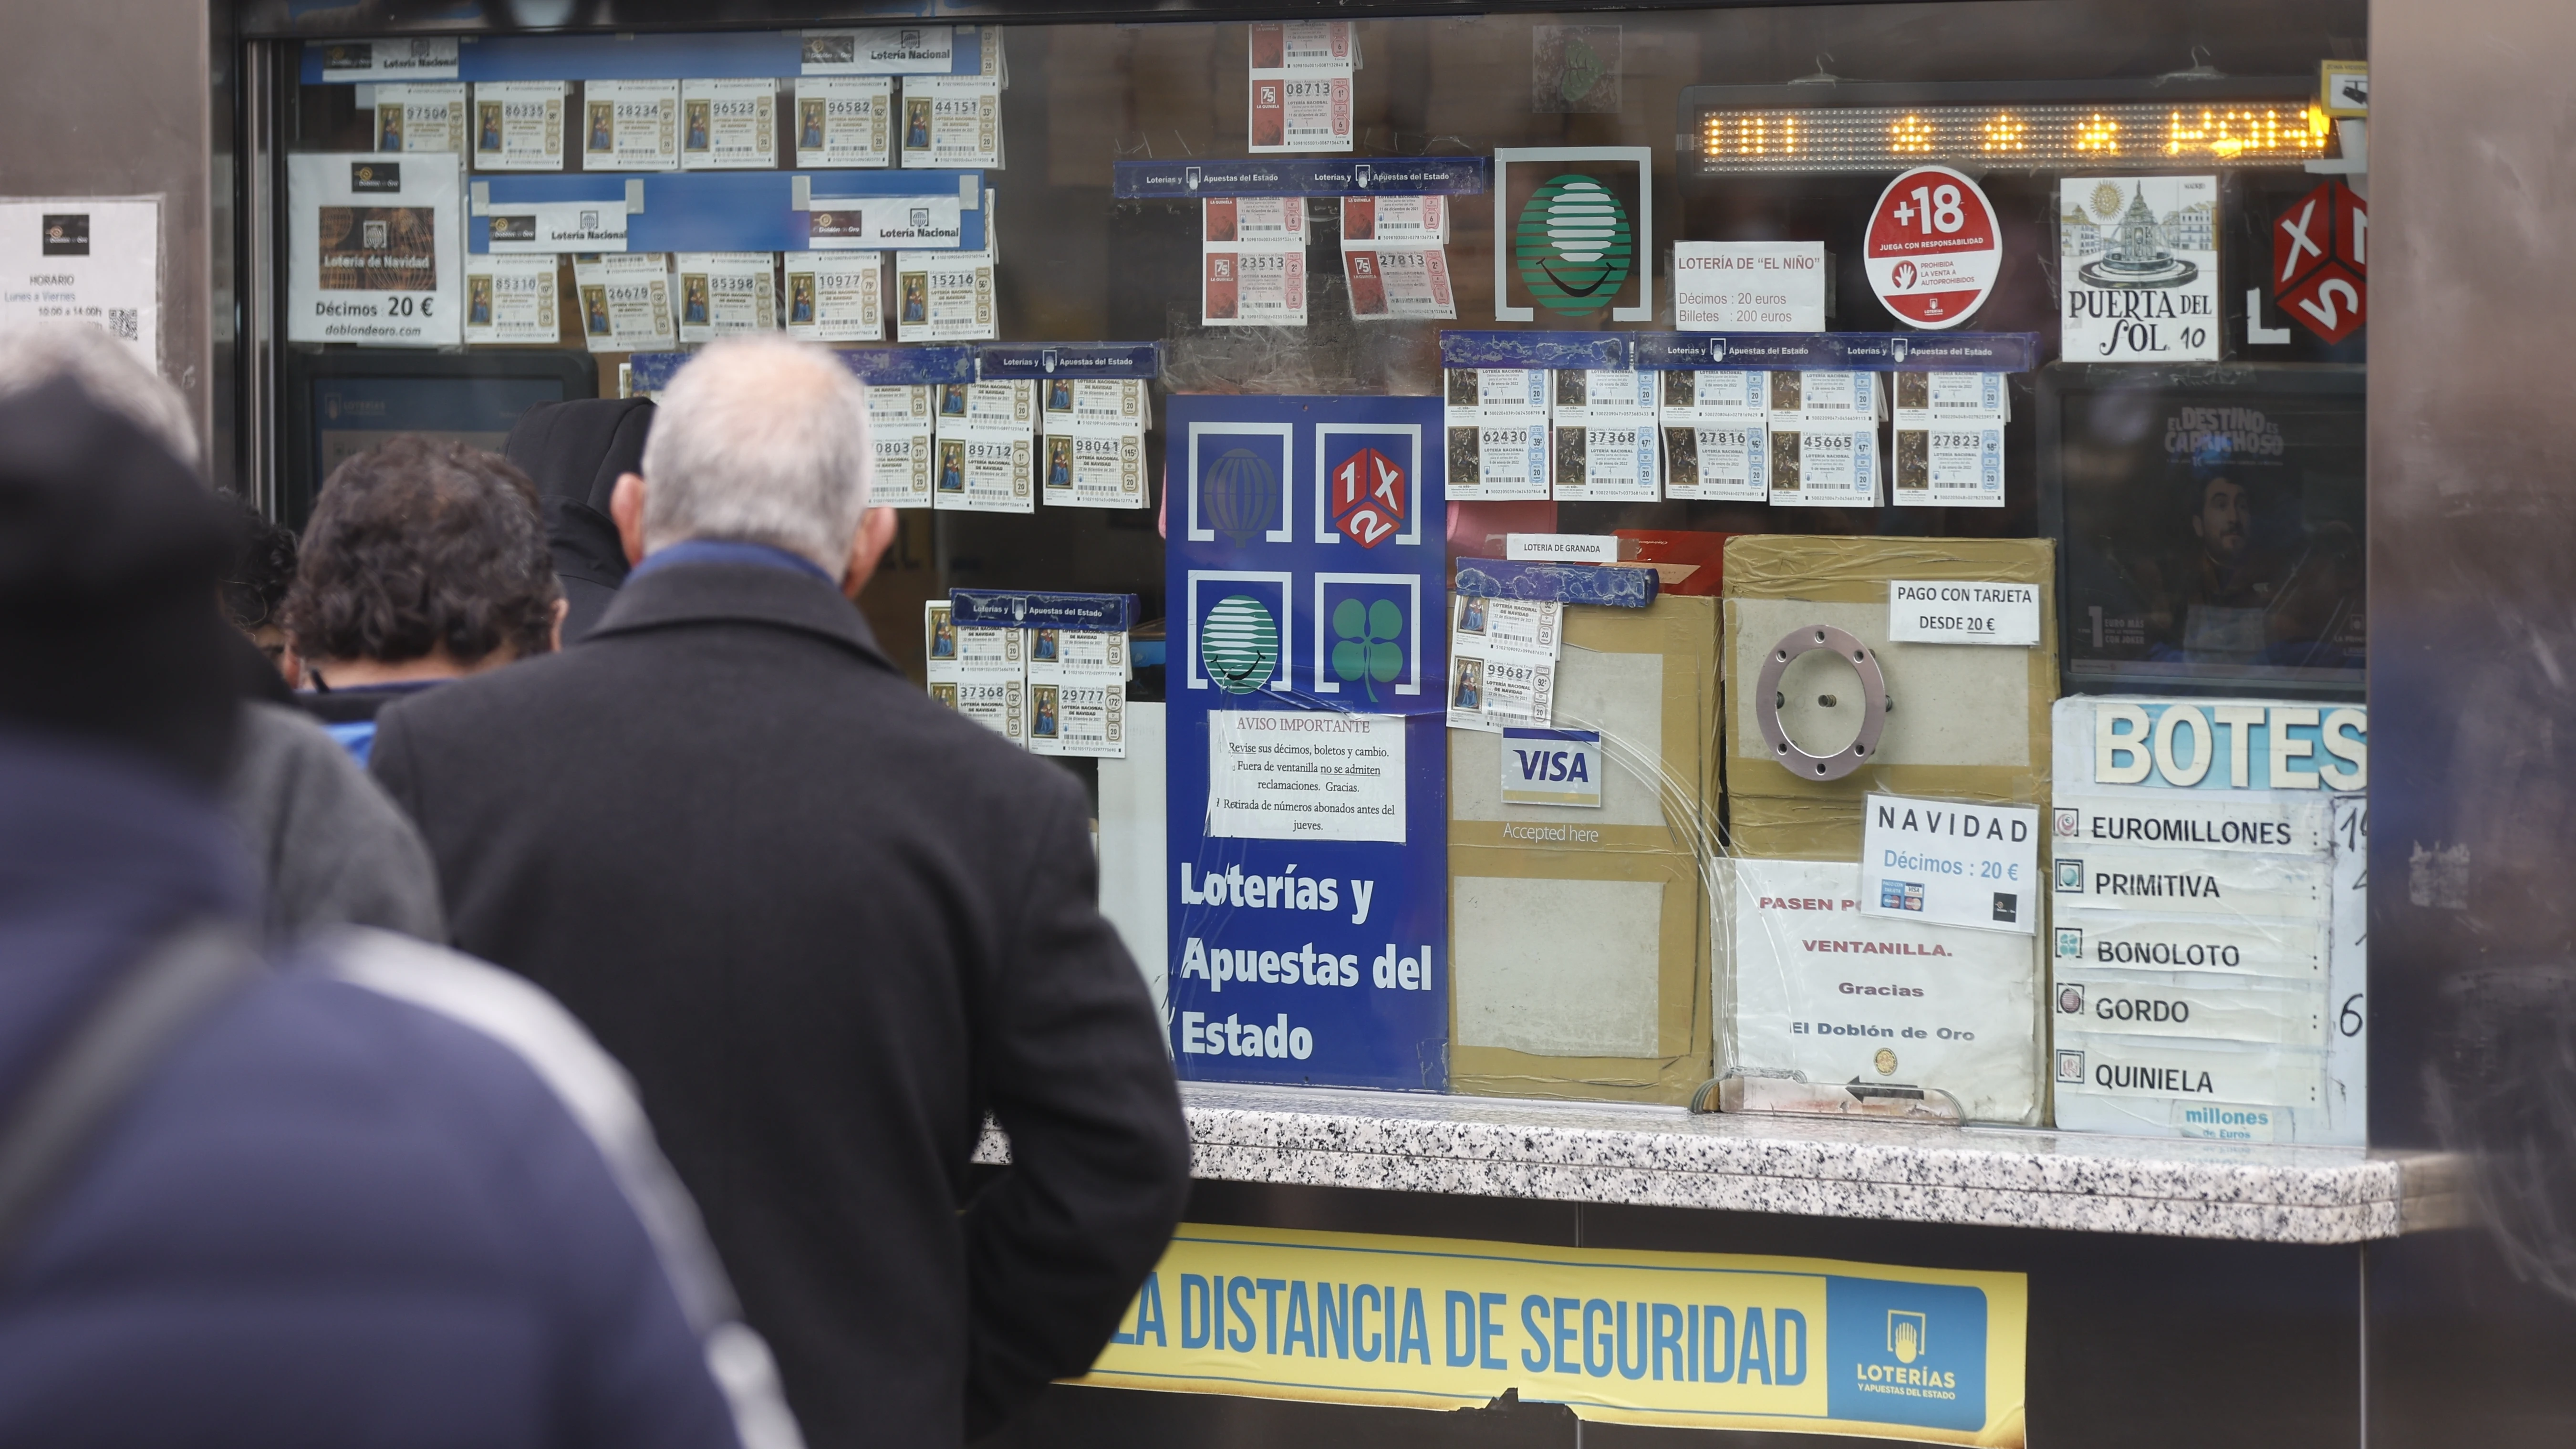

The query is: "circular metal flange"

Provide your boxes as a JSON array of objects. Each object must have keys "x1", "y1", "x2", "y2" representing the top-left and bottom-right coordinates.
[{"x1": 1754, "y1": 624, "x2": 1889, "y2": 782}]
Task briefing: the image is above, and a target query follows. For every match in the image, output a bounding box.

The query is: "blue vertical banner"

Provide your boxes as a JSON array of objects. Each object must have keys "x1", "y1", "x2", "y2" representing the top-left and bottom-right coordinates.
[{"x1": 1166, "y1": 396, "x2": 1449, "y2": 1090}]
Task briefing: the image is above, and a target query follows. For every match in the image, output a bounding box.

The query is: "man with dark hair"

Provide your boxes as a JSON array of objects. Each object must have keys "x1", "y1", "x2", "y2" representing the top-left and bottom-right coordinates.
[
  {"x1": 286, "y1": 435, "x2": 565, "y2": 762},
  {"x1": 0, "y1": 373, "x2": 798, "y2": 1449},
  {"x1": 219, "y1": 495, "x2": 300, "y2": 684}
]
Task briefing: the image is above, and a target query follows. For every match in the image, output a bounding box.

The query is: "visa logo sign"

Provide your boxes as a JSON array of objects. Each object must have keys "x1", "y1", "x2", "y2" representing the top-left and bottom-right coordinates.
[{"x1": 1500, "y1": 728, "x2": 1603, "y2": 809}]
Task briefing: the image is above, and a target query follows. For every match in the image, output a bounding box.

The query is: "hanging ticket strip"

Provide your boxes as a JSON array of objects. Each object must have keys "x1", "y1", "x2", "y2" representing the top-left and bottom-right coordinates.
[
  {"x1": 1446, "y1": 558, "x2": 1661, "y2": 736},
  {"x1": 1114, "y1": 158, "x2": 1488, "y2": 331},
  {"x1": 926, "y1": 590, "x2": 1138, "y2": 757},
  {"x1": 2046, "y1": 697, "x2": 2367, "y2": 1144},
  {"x1": 1438, "y1": 332, "x2": 2037, "y2": 509},
  {"x1": 303, "y1": 30, "x2": 1005, "y2": 350},
  {"x1": 628, "y1": 342, "x2": 1159, "y2": 514},
  {"x1": 1248, "y1": 21, "x2": 1358, "y2": 155}
]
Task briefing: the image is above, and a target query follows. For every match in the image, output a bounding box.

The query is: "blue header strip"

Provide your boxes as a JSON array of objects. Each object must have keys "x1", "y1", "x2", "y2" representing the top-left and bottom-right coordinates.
[
  {"x1": 1114, "y1": 157, "x2": 1488, "y2": 199},
  {"x1": 304, "y1": 30, "x2": 987, "y2": 83},
  {"x1": 1630, "y1": 331, "x2": 2041, "y2": 372},
  {"x1": 834, "y1": 345, "x2": 975, "y2": 386},
  {"x1": 1456, "y1": 559, "x2": 1661, "y2": 609},
  {"x1": 976, "y1": 343, "x2": 1161, "y2": 381},
  {"x1": 951, "y1": 590, "x2": 1140, "y2": 632},
  {"x1": 469, "y1": 172, "x2": 984, "y2": 254},
  {"x1": 1438, "y1": 331, "x2": 1632, "y2": 371}
]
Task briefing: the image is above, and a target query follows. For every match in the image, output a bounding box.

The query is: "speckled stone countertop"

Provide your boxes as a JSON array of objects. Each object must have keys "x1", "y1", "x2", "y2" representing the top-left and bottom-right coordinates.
[{"x1": 977, "y1": 1083, "x2": 2465, "y2": 1245}]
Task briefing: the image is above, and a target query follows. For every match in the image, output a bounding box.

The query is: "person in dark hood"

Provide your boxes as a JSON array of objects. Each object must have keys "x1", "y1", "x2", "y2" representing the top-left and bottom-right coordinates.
[
  {"x1": 506, "y1": 396, "x2": 654, "y2": 643},
  {"x1": 0, "y1": 356, "x2": 798, "y2": 1448}
]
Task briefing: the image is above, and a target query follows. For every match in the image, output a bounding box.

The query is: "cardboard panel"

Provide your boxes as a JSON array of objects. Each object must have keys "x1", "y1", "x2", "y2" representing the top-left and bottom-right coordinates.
[
  {"x1": 1449, "y1": 593, "x2": 1719, "y2": 1102},
  {"x1": 1723, "y1": 535, "x2": 2058, "y2": 860}
]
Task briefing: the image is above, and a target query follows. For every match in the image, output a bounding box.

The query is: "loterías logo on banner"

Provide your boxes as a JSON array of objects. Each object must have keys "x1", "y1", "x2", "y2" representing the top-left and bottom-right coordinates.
[{"x1": 1494, "y1": 147, "x2": 1653, "y2": 323}]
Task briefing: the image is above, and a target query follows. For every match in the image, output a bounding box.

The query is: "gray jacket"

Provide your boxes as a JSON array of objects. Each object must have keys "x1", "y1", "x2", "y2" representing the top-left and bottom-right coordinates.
[{"x1": 224, "y1": 702, "x2": 445, "y2": 941}]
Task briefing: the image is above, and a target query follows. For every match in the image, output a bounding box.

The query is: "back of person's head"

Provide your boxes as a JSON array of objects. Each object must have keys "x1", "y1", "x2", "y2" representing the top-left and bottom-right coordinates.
[
  {"x1": 0, "y1": 320, "x2": 199, "y2": 469},
  {"x1": 639, "y1": 335, "x2": 872, "y2": 578},
  {"x1": 285, "y1": 436, "x2": 561, "y2": 672},
  {"x1": 0, "y1": 331, "x2": 237, "y2": 787},
  {"x1": 221, "y1": 494, "x2": 298, "y2": 640}
]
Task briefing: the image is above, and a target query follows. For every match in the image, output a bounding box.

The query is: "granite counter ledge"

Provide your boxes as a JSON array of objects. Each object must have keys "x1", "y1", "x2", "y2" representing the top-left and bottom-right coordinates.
[{"x1": 974, "y1": 1082, "x2": 2463, "y2": 1246}]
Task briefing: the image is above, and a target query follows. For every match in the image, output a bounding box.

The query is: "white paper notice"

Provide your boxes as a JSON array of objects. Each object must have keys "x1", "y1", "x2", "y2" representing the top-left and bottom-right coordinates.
[
  {"x1": 473, "y1": 82, "x2": 567, "y2": 172},
  {"x1": 1343, "y1": 247, "x2": 1454, "y2": 321},
  {"x1": 572, "y1": 251, "x2": 675, "y2": 352},
  {"x1": 1859, "y1": 793, "x2": 2040, "y2": 934},
  {"x1": 1672, "y1": 241, "x2": 1826, "y2": 331},
  {"x1": 793, "y1": 77, "x2": 893, "y2": 168},
  {"x1": 1206, "y1": 710, "x2": 1405, "y2": 842},
  {"x1": 2060, "y1": 175, "x2": 2221, "y2": 362},
  {"x1": 784, "y1": 251, "x2": 882, "y2": 342},
  {"x1": 372, "y1": 83, "x2": 467, "y2": 154},
  {"x1": 681, "y1": 78, "x2": 778, "y2": 170},
  {"x1": 1248, "y1": 21, "x2": 1356, "y2": 154},
  {"x1": 1886, "y1": 580, "x2": 2040, "y2": 646},
  {"x1": 1729, "y1": 857, "x2": 2041, "y2": 1124},
  {"x1": 288, "y1": 154, "x2": 461, "y2": 347},
  {"x1": 0, "y1": 200, "x2": 159, "y2": 365},
  {"x1": 581, "y1": 81, "x2": 680, "y2": 173},
  {"x1": 462, "y1": 251, "x2": 560, "y2": 344},
  {"x1": 674, "y1": 252, "x2": 779, "y2": 342},
  {"x1": 867, "y1": 384, "x2": 935, "y2": 508},
  {"x1": 893, "y1": 248, "x2": 996, "y2": 342},
  {"x1": 899, "y1": 76, "x2": 1002, "y2": 169}
]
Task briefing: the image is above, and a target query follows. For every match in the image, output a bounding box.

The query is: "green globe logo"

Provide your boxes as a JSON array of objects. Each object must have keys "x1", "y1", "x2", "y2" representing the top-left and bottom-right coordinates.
[
  {"x1": 1200, "y1": 594, "x2": 1279, "y2": 695},
  {"x1": 1516, "y1": 174, "x2": 1633, "y2": 316}
]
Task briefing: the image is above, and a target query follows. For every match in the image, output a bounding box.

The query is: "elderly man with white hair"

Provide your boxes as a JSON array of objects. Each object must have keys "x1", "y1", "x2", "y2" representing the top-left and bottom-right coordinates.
[{"x1": 369, "y1": 335, "x2": 1192, "y2": 1449}]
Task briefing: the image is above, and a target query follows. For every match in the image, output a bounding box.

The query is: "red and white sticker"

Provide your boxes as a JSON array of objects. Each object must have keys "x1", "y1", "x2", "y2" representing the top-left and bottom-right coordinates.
[{"x1": 1863, "y1": 166, "x2": 2002, "y2": 331}]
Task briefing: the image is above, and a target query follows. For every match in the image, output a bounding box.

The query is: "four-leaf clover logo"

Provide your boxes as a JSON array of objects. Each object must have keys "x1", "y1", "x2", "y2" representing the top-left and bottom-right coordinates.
[{"x1": 1330, "y1": 597, "x2": 1404, "y2": 702}]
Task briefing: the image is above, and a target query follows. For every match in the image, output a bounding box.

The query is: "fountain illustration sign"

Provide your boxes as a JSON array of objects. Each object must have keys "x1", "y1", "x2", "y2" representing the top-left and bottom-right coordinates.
[{"x1": 2060, "y1": 175, "x2": 2220, "y2": 362}]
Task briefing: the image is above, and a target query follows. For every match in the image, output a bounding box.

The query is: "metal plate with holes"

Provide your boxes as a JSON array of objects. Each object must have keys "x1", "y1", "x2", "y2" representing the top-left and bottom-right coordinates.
[{"x1": 1754, "y1": 623, "x2": 1889, "y2": 781}]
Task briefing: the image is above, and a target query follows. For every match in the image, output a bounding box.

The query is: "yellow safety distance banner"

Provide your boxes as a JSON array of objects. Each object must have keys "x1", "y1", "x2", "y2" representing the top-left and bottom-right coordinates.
[{"x1": 1077, "y1": 1223, "x2": 2026, "y2": 1447}]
